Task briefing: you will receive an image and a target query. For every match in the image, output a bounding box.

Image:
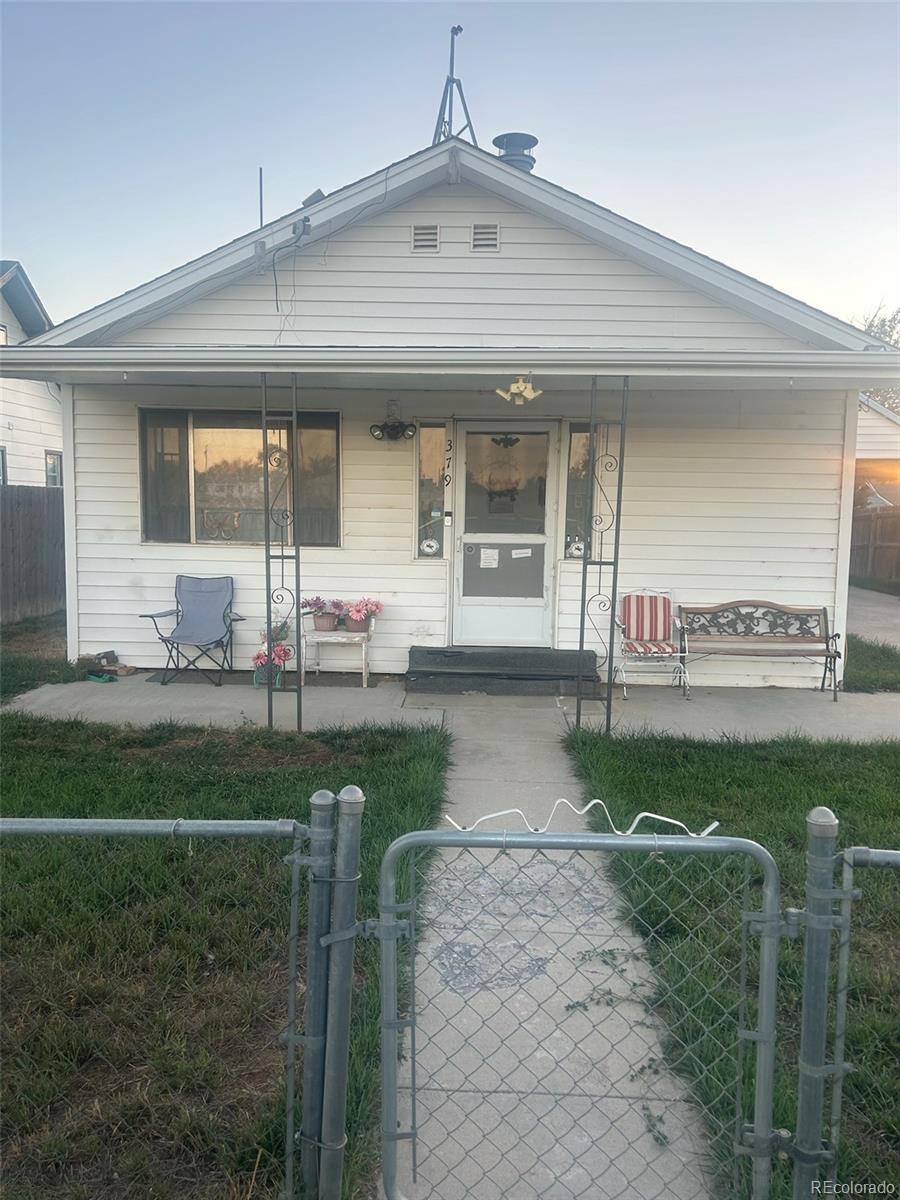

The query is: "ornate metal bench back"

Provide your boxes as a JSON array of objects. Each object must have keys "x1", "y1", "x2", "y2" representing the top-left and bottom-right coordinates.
[{"x1": 681, "y1": 602, "x2": 826, "y2": 640}]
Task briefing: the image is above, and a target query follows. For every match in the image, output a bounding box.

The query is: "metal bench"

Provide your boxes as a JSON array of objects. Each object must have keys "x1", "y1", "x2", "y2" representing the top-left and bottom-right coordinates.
[{"x1": 677, "y1": 600, "x2": 841, "y2": 701}]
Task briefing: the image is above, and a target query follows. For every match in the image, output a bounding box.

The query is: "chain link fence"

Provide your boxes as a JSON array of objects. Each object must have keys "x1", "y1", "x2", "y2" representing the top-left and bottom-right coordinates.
[
  {"x1": 379, "y1": 830, "x2": 784, "y2": 1200},
  {"x1": 2, "y1": 809, "x2": 895, "y2": 1199}
]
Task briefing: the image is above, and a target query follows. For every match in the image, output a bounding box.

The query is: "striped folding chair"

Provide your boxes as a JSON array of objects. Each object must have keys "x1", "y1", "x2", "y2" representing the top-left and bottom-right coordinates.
[{"x1": 614, "y1": 591, "x2": 689, "y2": 698}]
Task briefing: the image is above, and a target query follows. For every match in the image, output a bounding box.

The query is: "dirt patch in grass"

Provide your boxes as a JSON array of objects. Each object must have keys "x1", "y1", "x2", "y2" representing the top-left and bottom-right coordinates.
[
  {"x1": 1, "y1": 611, "x2": 67, "y2": 659},
  {"x1": 3, "y1": 952, "x2": 289, "y2": 1199},
  {"x1": 119, "y1": 731, "x2": 340, "y2": 770}
]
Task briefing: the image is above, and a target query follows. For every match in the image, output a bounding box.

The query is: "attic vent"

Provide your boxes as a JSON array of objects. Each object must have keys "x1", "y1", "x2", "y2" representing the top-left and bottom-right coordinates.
[
  {"x1": 472, "y1": 223, "x2": 500, "y2": 251},
  {"x1": 411, "y1": 224, "x2": 439, "y2": 252}
]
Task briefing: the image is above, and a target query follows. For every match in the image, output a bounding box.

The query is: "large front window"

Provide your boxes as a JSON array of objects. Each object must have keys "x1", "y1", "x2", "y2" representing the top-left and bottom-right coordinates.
[{"x1": 140, "y1": 410, "x2": 339, "y2": 544}]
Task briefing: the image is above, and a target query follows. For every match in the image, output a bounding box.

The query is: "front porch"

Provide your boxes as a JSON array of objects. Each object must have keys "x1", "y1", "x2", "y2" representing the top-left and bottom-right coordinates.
[
  {"x1": 52, "y1": 366, "x2": 864, "y2": 712},
  {"x1": 9, "y1": 672, "x2": 900, "y2": 741}
]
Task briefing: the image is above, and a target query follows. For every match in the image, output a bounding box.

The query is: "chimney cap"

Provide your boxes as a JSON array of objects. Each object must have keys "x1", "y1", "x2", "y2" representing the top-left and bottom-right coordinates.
[
  {"x1": 492, "y1": 132, "x2": 538, "y2": 172},
  {"x1": 492, "y1": 132, "x2": 538, "y2": 153}
]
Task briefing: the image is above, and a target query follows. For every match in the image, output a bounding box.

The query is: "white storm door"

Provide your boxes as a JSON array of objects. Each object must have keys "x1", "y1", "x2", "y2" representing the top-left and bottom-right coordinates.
[{"x1": 452, "y1": 423, "x2": 558, "y2": 647}]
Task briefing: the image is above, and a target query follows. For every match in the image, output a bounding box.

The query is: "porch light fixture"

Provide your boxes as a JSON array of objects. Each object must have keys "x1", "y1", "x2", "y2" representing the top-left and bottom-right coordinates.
[
  {"x1": 369, "y1": 420, "x2": 417, "y2": 441},
  {"x1": 496, "y1": 373, "x2": 543, "y2": 406}
]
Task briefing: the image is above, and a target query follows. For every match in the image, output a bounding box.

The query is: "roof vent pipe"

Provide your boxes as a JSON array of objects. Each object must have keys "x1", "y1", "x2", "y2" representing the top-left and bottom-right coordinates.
[{"x1": 492, "y1": 132, "x2": 538, "y2": 172}]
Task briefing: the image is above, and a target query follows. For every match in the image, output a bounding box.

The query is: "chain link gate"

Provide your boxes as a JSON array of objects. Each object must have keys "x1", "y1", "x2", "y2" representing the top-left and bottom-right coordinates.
[{"x1": 378, "y1": 829, "x2": 783, "y2": 1200}]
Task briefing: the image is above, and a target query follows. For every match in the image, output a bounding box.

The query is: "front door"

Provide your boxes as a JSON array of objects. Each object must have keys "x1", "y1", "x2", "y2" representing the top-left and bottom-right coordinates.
[{"x1": 452, "y1": 423, "x2": 558, "y2": 646}]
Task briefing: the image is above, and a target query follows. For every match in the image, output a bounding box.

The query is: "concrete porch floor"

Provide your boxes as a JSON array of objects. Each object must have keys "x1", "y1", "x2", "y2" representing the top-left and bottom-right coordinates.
[{"x1": 7, "y1": 672, "x2": 899, "y2": 742}]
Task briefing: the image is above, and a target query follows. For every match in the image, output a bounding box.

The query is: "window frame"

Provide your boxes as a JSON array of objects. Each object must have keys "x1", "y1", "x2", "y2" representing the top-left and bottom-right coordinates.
[
  {"x1": 44, "y1": 449, "x2": 63, "y2": 488},
  {"x1": 563, "y1": 422, "x2": 591, "y2": 559},
  {"x1": 138, "y1": 407, "x2": 342, "y2": 548},
  {"x1": 414, "y1": 420, "x2": 451, "y2": 561}
]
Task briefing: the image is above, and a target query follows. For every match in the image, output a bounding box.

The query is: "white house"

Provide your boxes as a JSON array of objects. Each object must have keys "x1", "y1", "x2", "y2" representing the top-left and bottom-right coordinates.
[
  {"x1": 856, "y1": 395, "x2": 900, "y2": 509},
  {"x1": 2, "y1": 135, "x2": 898, "y2": 689},
  {"x1": 0, "y1": 261, "x2": 58, "y2": 486}
]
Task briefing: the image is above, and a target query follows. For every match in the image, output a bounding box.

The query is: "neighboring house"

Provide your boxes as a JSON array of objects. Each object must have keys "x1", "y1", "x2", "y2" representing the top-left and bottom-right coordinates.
[
  {"x1": 855, "y1": 395, "x2": 900, "y2": 509},
  {"x1": 0, "y1": 262, "x2": 58, "y2": 486},
  {"x1": 1, "y1": 135, "x2": 898, "y2": 686}
]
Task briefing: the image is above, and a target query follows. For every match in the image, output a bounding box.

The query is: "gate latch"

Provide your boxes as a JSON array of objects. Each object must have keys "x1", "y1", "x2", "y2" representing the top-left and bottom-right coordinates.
[
  {"x1": 782, "y1": 905, "x2": 852, "y2": 937},
  {"x1": 740, "y1": 1125, "x2": 834, "y2": 1167},
  {"x1": 320, "y1": 919, "x2": 409, "y2": 947}
]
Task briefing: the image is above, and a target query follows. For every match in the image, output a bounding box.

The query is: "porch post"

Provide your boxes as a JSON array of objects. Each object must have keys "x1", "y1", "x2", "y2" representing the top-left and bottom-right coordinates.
[
  {"x1": 604, "y1": 377, "x2": 628, "y2": 736},
  {"x1": 290, "y1": 373, "x2": 302, "y2": 732},
  {"x1": 575, "y1": 376, "x2": 599, "y2": 728},
  {"x1": 261, "y1": 372, "x2": 275, "y2": 730}
]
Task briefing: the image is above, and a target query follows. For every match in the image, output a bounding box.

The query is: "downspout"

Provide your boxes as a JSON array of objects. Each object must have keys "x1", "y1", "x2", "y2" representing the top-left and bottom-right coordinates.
[{"x1": 60, "y1": 383, "x2": 79, "y2": 661}]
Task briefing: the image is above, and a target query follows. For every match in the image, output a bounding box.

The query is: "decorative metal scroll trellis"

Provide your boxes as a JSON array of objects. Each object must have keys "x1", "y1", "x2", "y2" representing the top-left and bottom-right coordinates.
[
  {"x1": 574, "y1": 376, "x2": 629, "y2": 733},
  {"x1": 262, "y1": 372, "x2": 303, "y2": 731}
]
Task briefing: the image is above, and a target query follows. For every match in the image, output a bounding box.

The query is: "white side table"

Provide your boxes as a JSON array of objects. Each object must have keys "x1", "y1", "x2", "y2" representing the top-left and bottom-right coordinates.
[{"x1": 300, "y1": 617, "x2": 375, "y2": 688}]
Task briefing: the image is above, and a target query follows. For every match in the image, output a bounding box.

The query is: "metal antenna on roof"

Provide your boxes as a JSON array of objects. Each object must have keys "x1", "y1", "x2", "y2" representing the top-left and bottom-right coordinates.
[{"x1": 432, "y1": 25, "x2": 478, "y2": 147}]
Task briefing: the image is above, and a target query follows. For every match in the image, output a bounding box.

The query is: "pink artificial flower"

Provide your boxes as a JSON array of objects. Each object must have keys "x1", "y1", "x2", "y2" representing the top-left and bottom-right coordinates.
[
  {"x1": 349, "y1": 596, "x2": 384, "y2": 620},
  {"x1": 272, "y1": 643, "x2": 292, "y2": 666},
  {"x1": 252, "y1": 650, "x2": 269, "y2": 667}
]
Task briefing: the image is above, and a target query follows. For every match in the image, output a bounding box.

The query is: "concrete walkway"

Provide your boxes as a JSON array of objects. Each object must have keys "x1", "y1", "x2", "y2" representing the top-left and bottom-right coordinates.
[
  {"x1": 564, "y1": 684, "x2": 900, "y2": 741},
  {"x1": 9, "y1": 673, "x2": 899, "y2": 741},
  {"x1": 6, "y1": 674, "x2": 444, "y2": 731},
  {"x1": 390, "y1": 693, "x2": 714, "y2": 1199},
  {"x1": 847, "y1": 585, "x2": 900, "y2": 648}
]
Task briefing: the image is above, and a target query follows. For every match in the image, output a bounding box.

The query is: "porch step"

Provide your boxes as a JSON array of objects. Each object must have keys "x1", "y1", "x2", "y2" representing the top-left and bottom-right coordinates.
[{"x1": 406, "y1": 646, "x2": 599, "y2": 696}]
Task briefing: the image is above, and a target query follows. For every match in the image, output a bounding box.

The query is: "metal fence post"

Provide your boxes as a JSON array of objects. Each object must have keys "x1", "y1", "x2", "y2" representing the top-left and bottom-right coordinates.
[
  {"x1": 318, "y1": 786, "x2": 366, "y2": 1200},
  {"x1": 793, "y1": 805, "x2": 839, "y2": 1199},
  {"x1": 300, "y1": 790, "x2": 337, "y2": 1198},
  {"x1": 283, "y1": 827, "x2": 305, "y2": 1200}
]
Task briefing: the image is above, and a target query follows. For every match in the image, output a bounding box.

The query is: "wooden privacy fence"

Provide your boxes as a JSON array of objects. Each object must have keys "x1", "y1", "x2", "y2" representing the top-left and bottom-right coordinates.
[
  {"x1": 0, "y1": 486, "x2": 65, "y2": 623},
  {"x1": 850, "y1": 508, "x2": 900, "y2": 584}
]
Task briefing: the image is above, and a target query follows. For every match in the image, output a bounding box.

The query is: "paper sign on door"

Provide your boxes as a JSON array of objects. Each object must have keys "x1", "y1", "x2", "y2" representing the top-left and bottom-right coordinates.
[
  {"x1": 479, "y1": 548, "x2": 499, "y2": 568},
  {"x1": 510, "y1": 548, "x2": 533, "y2": 559}
]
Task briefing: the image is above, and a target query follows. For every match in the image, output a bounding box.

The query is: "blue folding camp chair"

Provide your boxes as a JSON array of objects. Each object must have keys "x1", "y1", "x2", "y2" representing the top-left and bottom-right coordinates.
[{"x1": 141, "y1": 575, "x2": 244, "y2": 686}]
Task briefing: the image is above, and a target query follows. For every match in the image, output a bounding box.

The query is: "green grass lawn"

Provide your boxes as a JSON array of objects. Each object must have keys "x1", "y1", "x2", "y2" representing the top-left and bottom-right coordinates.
[
  {"x1": 0, "y1": 612, "x2": 86, "y2": 702},
  {"x1": 565, "y1": 730, "x2": 900, "y2": 1196},
  {"x1": 849, "y1": 577, "x2": 900, "y2": 598},
  {"x1": 1, "y1": 712, "x2": 450, "y2": 1199},
  {"x1": 843, "y1": 633, "x2": 900, "y2": 692}
]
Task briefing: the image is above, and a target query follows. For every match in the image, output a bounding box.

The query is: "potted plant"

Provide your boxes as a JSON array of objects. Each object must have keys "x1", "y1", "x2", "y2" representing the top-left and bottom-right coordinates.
[
  {"x1": 302, "y1": 595, "x2": 344, "y2": 632},
  {"x1": 344, "y1": 597, "x2": 384, "y2": 633},
  {"x1": 252, "y1": 642, "x2": 292, "y2": 688}
]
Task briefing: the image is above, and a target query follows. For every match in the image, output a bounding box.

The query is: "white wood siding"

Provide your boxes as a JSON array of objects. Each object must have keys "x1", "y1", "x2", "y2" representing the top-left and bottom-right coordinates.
[
  {"x1": 115, "y1": 184, "x2": 806, "y2": 351},
  {"x1": 856, "y1": 404, "x2": 900, "y2": 459},
  {"x1": 0, "y1": 297, "x2": 63, "y2": 484},
  {"x1": 71, "y1": 385, "x2": 447, "y2": 674},
  {"x1": 556, "y1": 390, "x2": 847, "y2": 686},
  {"x1": 72, "y1": 385, "x2": 846, "y2": 688}
]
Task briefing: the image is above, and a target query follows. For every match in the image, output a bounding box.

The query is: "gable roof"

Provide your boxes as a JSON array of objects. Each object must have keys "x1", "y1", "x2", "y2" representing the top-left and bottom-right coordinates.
[
  {"x1": 860, "y1": 394, "x2": 900, "y2": 427},
  {"x1": 25, "y1": 139, "x2": 890, "y2": 351},
  {"x1": 0, "y1": 260, "x2": 53, "y2": 338}
]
